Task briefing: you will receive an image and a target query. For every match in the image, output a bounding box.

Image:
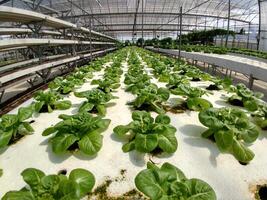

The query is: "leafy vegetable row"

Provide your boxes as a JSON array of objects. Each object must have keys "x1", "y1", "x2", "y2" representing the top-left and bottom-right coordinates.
[
  {"x1": 0, "y1": 51, "x2": 116, "y2": 150},
  {"x1": 138, "y1": 48, "x2": 264, "y2": 164}
]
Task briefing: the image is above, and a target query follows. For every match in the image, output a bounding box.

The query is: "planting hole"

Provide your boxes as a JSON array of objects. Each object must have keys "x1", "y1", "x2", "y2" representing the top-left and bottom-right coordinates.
[
  {"x1": 58, "y1": 169, "x2": 67, "y2": 175},
  {"x1": 258, "y1": 186, "x2": 267, "y2": 200},
  {"x1": 239, "y1": 161, "x2": 248, "y2": 166}
]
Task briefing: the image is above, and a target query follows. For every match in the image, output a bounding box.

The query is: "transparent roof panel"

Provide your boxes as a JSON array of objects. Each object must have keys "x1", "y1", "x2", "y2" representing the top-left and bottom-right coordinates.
[{"x1": 2, "y1": 0, "x2": 260, "y2": 39}]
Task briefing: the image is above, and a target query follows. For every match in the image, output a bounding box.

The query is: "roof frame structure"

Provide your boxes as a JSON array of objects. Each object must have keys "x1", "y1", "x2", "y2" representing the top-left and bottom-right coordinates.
[{"x1": 0, "y1": 0, "x2": 260, "y2": 39}]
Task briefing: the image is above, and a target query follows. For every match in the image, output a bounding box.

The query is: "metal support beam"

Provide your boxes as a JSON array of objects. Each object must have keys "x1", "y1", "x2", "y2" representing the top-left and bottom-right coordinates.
[
  {"x1": 132, "y1": 0, "x2": 141, "y2": 39},
  {"x1": 66, "y1": 0, "x2": 111, "y2": 32},
  {"x1": 141, "y1": 0, "x2": 144, "y2": 47},
  {"x1": 0, "y1": 89, "x2": 5, "y2": 103},
  {"x1": 89, "y1": 17, "x2": 92, "y2": 62},
  {"x1": 248, "y1": 74, "x2": 254, "y2": 89},
  {"x1": 178, "y1": 6, "x2": 182, "y2": 59},
  {"x1": 225, "y1": 0, "x2": 231, "y2": 47},
  {"x1": 247, "y1": 22, "x2": 251, "y2": 49},
  {"x1": 257, "y1": 0, "x2": 261, "y2": 50},
  {"x1": 61, "y1": 12, "x2": 251, "y2": 24}
]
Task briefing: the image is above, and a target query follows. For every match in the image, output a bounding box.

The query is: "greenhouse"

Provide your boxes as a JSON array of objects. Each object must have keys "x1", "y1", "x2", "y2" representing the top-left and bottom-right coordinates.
[{"x1": 0, "y1": 0, "x2": 267, "y2": 200}]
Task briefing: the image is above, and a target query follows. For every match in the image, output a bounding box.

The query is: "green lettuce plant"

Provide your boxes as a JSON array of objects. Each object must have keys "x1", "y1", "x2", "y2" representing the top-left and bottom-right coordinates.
[
  {"x1": 2, "y1": 168, "x2": 95, "y2": 200},
  {"x1": 207, "y1": 77, "x2": 232, "y2": 91},
  {"x1": 92, "y1": 78, "x2": 121, "y2": 93},
  {"x1": 49, "y1": 77, "x2": 76, "y2": 95},
  {"x1": 74, "y1": 89, "x2": 117, "y2": 115},
  {"x1": 42, "y1": 112, "x2": 110, "y2": 155},
  {"x1": 135, "y1": 162, "x2": 216, "y2": 200},
  {"x1": 199, "y1": 107, "x2": 260, "y2": 164},
  {"x1": 170, "y1": 83, "x2": 212, "y2": 112},
  {"x1": 33, "y1": 90, "x2": 72, "y2": 113},
  {"x1": 0, "y1": 105, "x2": 34, "y2": 148},
  {"x1": 129, "y1": 84, "x2": 170, "y2": 114},
  {"x1": 170, "y1": 83, "x2": 206, "y2": 98},
  {"x1": 186, "y1": 97, "x2": 213, "y2": 111},
  {"x1": 252, "y1": 103, "x2": 267, "y2": 130},
  {"x1": 228, "y1": 83, "x2": 263, "y2": 111},
  {"x1": 113, "y1": 111, "x2": 177, "y2": 154}
]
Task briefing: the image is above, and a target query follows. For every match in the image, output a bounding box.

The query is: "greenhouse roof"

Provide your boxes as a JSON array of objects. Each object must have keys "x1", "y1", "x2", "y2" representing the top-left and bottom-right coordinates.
[{"x1": 2, "y1": 0, "x2": 260, "y2": 39}]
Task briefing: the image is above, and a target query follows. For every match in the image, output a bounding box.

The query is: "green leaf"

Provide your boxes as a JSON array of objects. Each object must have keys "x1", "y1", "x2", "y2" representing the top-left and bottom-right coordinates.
[
  {"x1": 21, "y1": 168, "x2": 45, "y2": 188},
  {"x1": 201, "y1": 129, "x2": 214, "y2": 138},
  {"x1": 158, "y1": 129, "x2": 178, "y2": 153},
  {"x1": 2, "y1": 191, "x2": 34, "y2": 200},
  {"x1": 22, "y1": 122, "x2": 34, "y2": 132},
  {"x1": 78, "y1": 102, "x2": 94, "y2": 113},
  {"x1": 122, "y1": 141, "x2": 135, "y2": 152},
  {"x1": 0, "y1": 129, "x2": 13, "y2": 148},
  {"x1": 214, "y1": 130, "x2": 234, "y2": 152},
  {"x1": 51, "y1": 134, "x2": 79, "y2": 154},
  {"x1": 48, "y1": 104, "x2": 53, "y2": 113},
  {"x1": 34, "y1": 101, "x2": 44, "y2": 113},
  {"x1": 132, "y1": 111, "x2": 153, "y2": 123},
  {"x1": 58, "y1": 179, "x2": 80, "y2": 199},
  {"x1": 113, "y1": 125, "x2": 130, "y2": 137},
  {"x1": 135, "y1": 169, "x2": 165, "y2": 200},
  {"x1": 78, "y1": 132, "x2": 103, "y2": 155},
  {"x1": 155, "y1": 115, "x2": 170, "y2": 125},
  {"x1": 198, "y1": 108, "x2": 223, "y2": 129},
  {"x1": 184, "y1": 178, "x2": 217, "y2": 200},
  {"x1": 54, "y1": 100, "x2": 72, "y2": 110},
  {"x1": 95, "y1": 119, "x2": 111, "y2": 132},
  {"x1": 135, "y1": 134, "x2": 158, "y2": 153},
  {"x1": 241, "y1": 123, "x2": 259, "y2": 143},
  {"x1": 96, "y1": 104, "x2": 106, "y2": 115},
  {"x1": 244, "y1": 100, "x2": 258, "y2": 112},
  {"x1": 41, "y1": 175, "x2": 60, "y2": 192},
  {"x1": 157, "y1": 88, "x2": 170, "y2": 101},
  {"x1": 187, "y1": 97, "x2": 213, "y2": 111},
  {"x1": 42, "y1": 127, "x2": 56, "y2": 136},
  {"x1": 170, "y1": 181, "x2": 189, "y2": 197},
  {"x1": 160, "y1": 162, "x2": 186, "y2": 182},
  {"x1": 18, "y1": 106, "x2": 33, "y2": 122},
  {"x1": 69, "y1": 168, "x2": 95, "y2": 197},
  {"x1": 232, "y1": 139, "x2": 254, "y2": 163},
  {"x1": 1, "y1": 114, "x2": 18, "y2": 128}
]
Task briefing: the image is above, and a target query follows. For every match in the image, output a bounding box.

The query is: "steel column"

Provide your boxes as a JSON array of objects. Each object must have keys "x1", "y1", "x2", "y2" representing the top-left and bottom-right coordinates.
[
  {"x1": 179, "y1": 6, "x2": 182, "y2": 59},
  {"x1": 225, "y1": 0, "x2": 231, "y2": 47}
]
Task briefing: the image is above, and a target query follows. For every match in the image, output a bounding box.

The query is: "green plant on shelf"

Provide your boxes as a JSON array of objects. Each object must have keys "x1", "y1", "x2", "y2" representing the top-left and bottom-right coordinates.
[
  {"x1": 228, "y1": 83, "x2": 264, "y2": 111},
  {"x1": 199, "y1": 107, "x2": 260, "y2": 164},
  {"x1": 251, "y1": 103, "x2": 267, "y2": 130},
  {"x1": 170, "y1": 83, "x2": 207, "y2": 98},
  {"x1": 33, "y1": 90, "x2": 72, "y2": 113},
  {"x1": 113, "y1": 111, "x2": 178, "y2": 154},
  {"x1": 135, "y1": 162, "x2": 216, "y2": 200},
  {"x1": 74, "y1": 89, "x2": 117, "y2": 115},
  {"x1": 48, "y1": 77, "x2": 76, "y2": 95},
  {"x1": 92, "y1": 78, "x2": 121, "y2": 93},
  {"x1": 207, "y1": 77, "x2": 233, "y2": 91},
  {"x1": 166, "y1": 73, "x2": 190, "y2": 90},
  {"x1": 0, "y1": 105, "x2": 34, "y2": 149},
  {"x1": 42, "y1": 112, "x2": 110, "y2": 155},
  {"x1": 2, "y1": 168, "x2": 95, "y2": 200},
  {"x1": 128, "y1": 84, "x2": 170, "y2": 114}
]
